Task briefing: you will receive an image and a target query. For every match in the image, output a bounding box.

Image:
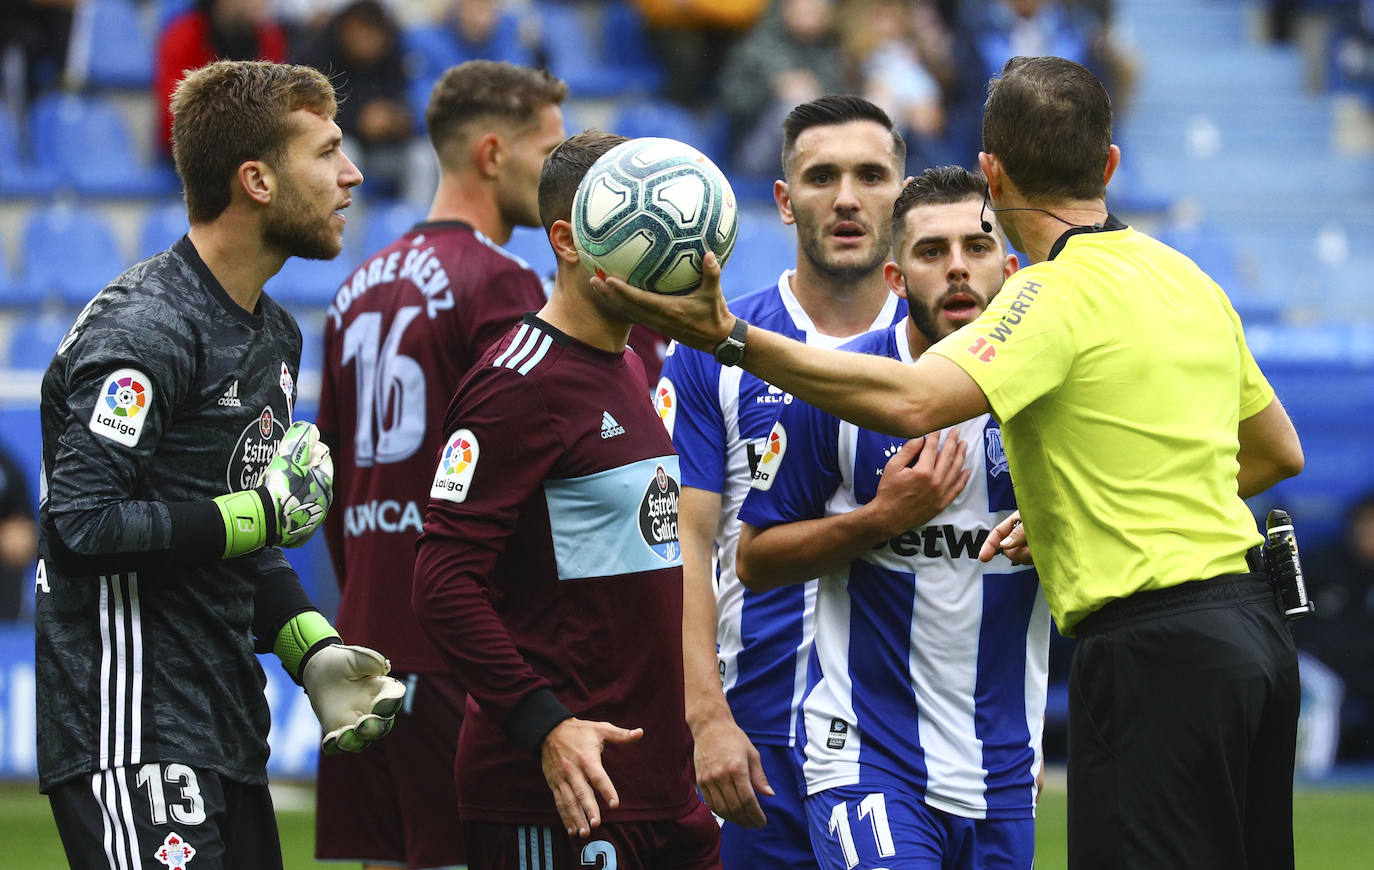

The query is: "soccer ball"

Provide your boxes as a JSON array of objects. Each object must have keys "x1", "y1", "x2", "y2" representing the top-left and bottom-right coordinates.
[{"x1": 572, "y1": 137, "x2": 738, "y2": 295}]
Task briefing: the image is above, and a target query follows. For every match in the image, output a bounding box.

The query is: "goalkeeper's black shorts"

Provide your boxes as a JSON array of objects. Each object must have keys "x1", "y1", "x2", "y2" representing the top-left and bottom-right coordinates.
[{"x1": 49, "y1": 762, "x2": 281, "y2": 869}]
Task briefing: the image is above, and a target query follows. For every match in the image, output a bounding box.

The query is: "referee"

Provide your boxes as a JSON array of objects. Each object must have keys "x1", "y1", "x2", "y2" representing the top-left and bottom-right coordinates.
[{"x1": 594, "y1": 56, "x2": 1305, "y2": 870}]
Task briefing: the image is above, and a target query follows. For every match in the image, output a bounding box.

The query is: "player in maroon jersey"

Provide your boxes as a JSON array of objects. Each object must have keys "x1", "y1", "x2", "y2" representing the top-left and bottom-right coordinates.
[
  {"x1": 413, "y1": 130, "x2": 722, "y2": 869},
  {"x1": 315, "y1": 61, "x2": 567, "y2": 870}
]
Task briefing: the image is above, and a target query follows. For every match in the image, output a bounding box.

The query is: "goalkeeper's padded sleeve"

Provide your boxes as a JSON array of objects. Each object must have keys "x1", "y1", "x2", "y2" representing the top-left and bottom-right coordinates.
[
  {"x1": 214, "y1": 488, "x2": 276, "y2": 558},
  {"x1": 274, "y1": 610, "x2": 343, "y2": 684}
]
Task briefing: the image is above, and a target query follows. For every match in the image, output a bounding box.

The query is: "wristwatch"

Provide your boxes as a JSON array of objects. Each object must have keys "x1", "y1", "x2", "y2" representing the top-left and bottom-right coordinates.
[{"x1": 713, "y1": 318, "x2": 748, "y2": 367}]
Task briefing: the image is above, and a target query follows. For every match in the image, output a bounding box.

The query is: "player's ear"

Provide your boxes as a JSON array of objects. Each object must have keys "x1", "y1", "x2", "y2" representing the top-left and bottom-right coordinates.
[
  {"x1": 238, "y1": 160, "x2": 274, "y2": 206},
  {"x1": 978, "y1": 151, "x2": 1002, "y2": 199},
  {"x1": 1004, "y1": 252, "x2": 1020, "y2": 279},
  {"x1": 1103, "y1": 144, "x2": 1121, "y2": 188},
  {"x1": 774, "y1": 179, "x2": 795, "y2": 226},
  {"x1": 549, "y1": 220, "x2": 579, "y2": 265},
  {"x1": 474, "y1": 131, "x2": 502, "y2": 179},
  {"x1": 884, "y1": 261, "x2": 907, "y2": 299}
]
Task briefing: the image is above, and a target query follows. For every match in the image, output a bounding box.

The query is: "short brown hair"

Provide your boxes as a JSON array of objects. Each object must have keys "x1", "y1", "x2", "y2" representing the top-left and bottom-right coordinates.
[
  {"x1": 781, "y1": 94, "x2": 905, "y2": 180},
  {"x1": 982, "y1": 56, "x2": 1113, "y2": 201},
  {"x1": 426, "y1": 61, "x2": 568, "y2": 164},
  {"x1": 537, "y1": 129, "x2": 628, "y2": 231},
  {"x1": 171, "y1": 60, "x2": 338, "y2": 224},
  {"x1": 890, "y1": 165, "x2": 994, "y2": 249}
]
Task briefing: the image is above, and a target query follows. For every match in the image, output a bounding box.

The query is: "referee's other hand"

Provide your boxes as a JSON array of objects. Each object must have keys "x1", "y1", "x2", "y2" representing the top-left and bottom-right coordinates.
[{"x1": 979, "y1": 510, "x2": 1033, "y2": 565}]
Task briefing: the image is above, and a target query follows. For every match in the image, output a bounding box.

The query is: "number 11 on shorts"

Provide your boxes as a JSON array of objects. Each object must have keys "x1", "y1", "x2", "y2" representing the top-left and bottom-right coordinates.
[{"x1": 829, "y1": 792, "x2": 897, "y2": 869}]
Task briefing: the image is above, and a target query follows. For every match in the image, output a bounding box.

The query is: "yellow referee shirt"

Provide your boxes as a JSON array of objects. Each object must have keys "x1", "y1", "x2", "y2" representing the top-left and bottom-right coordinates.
[{"x1": 929, "y1": 220, "x2": 1274, "y2": 634}]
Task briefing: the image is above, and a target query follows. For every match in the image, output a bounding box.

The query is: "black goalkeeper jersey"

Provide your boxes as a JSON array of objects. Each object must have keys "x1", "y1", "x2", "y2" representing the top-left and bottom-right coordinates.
[{"x1": 36, "y1": 236, "x2": 303, "y2": 791}]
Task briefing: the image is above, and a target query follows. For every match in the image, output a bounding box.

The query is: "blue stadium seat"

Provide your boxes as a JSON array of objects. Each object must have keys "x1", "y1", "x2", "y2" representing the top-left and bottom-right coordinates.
[
  {"x1": 535, "y1": 2, "x2": 625, "y2": 97},
  {"x1": 21, "y1": 203, "x2": 126, "y2": 306},
  {"x1": 601, "y1": 2, "x2": 664, "y2": 92},
  {"x1": 0, "y1": 109, "x2": 62, "y2": 197},
  {"x1": 265, "y1": 255, "x2": 356, "y2": 309},
  {"x1": 503, "y1": 225, "x2": 557, "y2": 281},
  {"x1": 359, "y1": 200, "x2": 426, "y2": 259},
  {"x1": 725, "y1": 210, "x2": 795, "y2": 300},
  {"x1": 29, "y1": 93, "x2": 178, "y2": 197},
  {"x1": 139, "y1": 200, "x2": 190, "y2": 259},
  {"x1": 6, "y1": 307, "x2": 75, "y2": 370},
  {"x1": 609, "y1": 99, "x2": 723, "y2": 162},
  {"x1": 402, "y1": 15, "x2": 535, "y2": 123},
  {"x1": 82, "y1": 0, "x2": 155, "y2": 88},
  {"x1": 295, "y1": 309, "x2": 326, "y2": 379}
]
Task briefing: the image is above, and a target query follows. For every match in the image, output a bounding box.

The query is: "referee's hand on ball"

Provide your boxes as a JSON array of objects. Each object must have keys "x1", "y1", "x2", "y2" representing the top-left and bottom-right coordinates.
[{"x1": 591, "y1": 252, "x2": 735, "y2": 354}]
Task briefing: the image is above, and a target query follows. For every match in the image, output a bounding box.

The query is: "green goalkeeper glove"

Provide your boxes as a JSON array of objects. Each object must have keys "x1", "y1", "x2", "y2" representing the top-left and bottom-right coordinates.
[
  {"x1": 275, "y1": 611, "x2": 407, "y2": 754},
  {"x1": 214, "y1": 421, "x2": 334, "y2": 557}
]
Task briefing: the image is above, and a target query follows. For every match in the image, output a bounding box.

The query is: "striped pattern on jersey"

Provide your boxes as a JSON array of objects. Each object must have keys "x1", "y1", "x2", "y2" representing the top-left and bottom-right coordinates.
[
  {"x1": 738, "y1": 322, "x2": 1050, "y2": 819},
  {"x1": 493, "y1": 321, "x2": 555, "y2": 375},
  {"x1": 657, "y1": 273, "x2": 906, "y2": 745},
  {"x1": 98, "y1": 574, "x2": 145, "y2": 772}
]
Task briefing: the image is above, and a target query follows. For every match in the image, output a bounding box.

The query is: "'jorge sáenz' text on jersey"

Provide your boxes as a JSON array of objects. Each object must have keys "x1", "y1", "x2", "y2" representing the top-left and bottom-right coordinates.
[
  {"x1": 655, "y1": 273, "x2": 906, "y2": 745},
  {"x1": 738, "y1": 320, "x2": 1051, "y2": 819}
]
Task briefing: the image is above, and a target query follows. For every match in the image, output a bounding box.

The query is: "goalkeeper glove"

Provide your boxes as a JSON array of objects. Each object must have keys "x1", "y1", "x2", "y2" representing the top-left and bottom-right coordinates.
[
  {"x1": 276, "y1": 611, "x2": 407, "y2": 754},
  {"x1": 213, "y1": 420, "x2": 334, "y2": 557}
]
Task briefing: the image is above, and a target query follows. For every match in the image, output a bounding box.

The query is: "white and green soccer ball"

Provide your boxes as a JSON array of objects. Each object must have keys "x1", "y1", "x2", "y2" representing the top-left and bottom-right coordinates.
[{"x1": 572, "y1": 137, "x2": 738, "y2": 295}]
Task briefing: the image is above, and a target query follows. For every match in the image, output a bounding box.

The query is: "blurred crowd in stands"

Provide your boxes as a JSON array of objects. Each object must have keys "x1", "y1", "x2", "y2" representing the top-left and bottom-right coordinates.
[{"x1": 0, "y1": 0, "x2": 1142, "y2": 197}]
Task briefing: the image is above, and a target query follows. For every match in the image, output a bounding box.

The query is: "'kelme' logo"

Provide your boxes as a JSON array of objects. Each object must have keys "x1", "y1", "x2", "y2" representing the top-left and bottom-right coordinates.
[{"x1": 639, "y1": 464, "x2": 680, "y2": 562}]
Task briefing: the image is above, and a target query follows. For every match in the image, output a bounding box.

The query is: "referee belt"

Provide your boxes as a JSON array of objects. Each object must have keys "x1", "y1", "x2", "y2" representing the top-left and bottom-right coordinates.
[{"x1": 1075, "y1": 573, "x2": 1272, "y2": 637}]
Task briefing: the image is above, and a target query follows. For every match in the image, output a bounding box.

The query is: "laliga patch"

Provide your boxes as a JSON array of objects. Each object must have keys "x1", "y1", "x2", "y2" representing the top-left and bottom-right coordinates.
[
  {"x1": 154, "y1": 831, "x2": 196, "y2": 867},
  {"x1": 639, "y1": 463, "x2": 681, "y2": 562},
  {"x1": 431, "y1": 429, "x2": 479, "y2": 503},
  {"x1": 89, "y1": 368, "x2": 152, "y2": 447},
  {"x1": 750, "y1": 422, "x2": 787, "y2": 491},
  {"x1": 654, "y1": 377, "x2": 677, "y2": 436}
]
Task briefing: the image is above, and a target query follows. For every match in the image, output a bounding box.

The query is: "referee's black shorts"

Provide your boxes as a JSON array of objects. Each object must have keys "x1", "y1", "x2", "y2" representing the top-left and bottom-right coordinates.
[{"x1": 1067, "y1": 573, "x2": 1298, "y2": 870}]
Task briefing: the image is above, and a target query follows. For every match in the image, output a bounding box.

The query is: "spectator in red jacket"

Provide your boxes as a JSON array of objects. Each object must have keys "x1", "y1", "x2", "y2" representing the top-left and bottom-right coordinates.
[{"x1": 154, "y1": 0, "x2": 288, "y2": 155}]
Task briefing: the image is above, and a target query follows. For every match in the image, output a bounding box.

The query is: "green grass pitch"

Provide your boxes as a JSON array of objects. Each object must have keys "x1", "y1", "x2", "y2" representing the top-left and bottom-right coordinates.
[{"x1": 2, "y1": 778, "x2": 1372, "y2": 867}]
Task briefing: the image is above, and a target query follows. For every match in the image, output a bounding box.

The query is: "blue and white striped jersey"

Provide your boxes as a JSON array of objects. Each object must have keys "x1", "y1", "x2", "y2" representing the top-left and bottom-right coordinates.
[
  {"x1": 655, "y1": 272, "x2": 905, "y2": 745},
  {"x1": 737, "y1": 319, "x2": 1051, "y2": 819}
]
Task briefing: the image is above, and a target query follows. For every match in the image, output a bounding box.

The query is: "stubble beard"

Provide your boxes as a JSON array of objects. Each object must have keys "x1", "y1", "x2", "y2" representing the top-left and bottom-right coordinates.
[
  {"x1": 910, "y1": 281, "x2": 988, "y2": 345},
  {"x1": 264, "y1": 184, "x2": 343, "y2": 261},
  {"x1": 796, "y1": 216, "x2": 891, "y2": 284}
]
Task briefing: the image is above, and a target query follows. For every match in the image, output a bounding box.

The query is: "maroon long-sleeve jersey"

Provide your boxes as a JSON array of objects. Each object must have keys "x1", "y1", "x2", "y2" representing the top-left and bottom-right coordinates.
[
  {"x1": 414, "y1": 313, "x2": 698, "y2": 824},
  {"x1": 318, "y1": 221, "x2": 548, "y2": 672}
]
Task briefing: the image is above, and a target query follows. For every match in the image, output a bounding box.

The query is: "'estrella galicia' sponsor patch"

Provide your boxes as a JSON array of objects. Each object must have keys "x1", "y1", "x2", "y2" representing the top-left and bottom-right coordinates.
[
  {"x1": 154, "y1": 831, "x2": 196, "y2": 867},
  {"x1": 228, "y1": 405, "x2": 286, "y2": 491},
  {"x1": 827, "y1": 718, "x2": 849, "y2": 749},
  {"x1": 750, "y1": 421, "x2": 787, "y2": 491},
  {"x1": 431, "y1": 429, "x2": 479, "y2": 503},
  {"x1": 89, "y1": 368, "x2": 152, "y2": 447},
  {"x1": 639, "y1": 463, "x2": 680, "y2": 562},
  {"x1": 654, "y1": 377, "x2": 677, "y2": 437}
]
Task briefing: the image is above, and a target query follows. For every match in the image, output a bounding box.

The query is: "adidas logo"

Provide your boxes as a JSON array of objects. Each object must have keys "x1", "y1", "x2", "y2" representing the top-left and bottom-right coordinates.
[
  {"x1": 600, "y1": 410, "x2": 625, "y2": 439},
  {"x1": 218, "y1": 380, "x2": 242, "y2": 408}
]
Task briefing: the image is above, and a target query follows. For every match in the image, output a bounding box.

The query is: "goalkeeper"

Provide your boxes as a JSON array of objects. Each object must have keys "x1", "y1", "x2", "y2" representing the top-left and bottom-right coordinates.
[{"x1": 34, "y1": 59, "x2": 402, "y2": 870}]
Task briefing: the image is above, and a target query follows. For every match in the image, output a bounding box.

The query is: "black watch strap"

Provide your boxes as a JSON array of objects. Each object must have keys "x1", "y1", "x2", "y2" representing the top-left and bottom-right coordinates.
[{"x1": 713, "y1": 318, "x2": 748, "y2": 367}]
